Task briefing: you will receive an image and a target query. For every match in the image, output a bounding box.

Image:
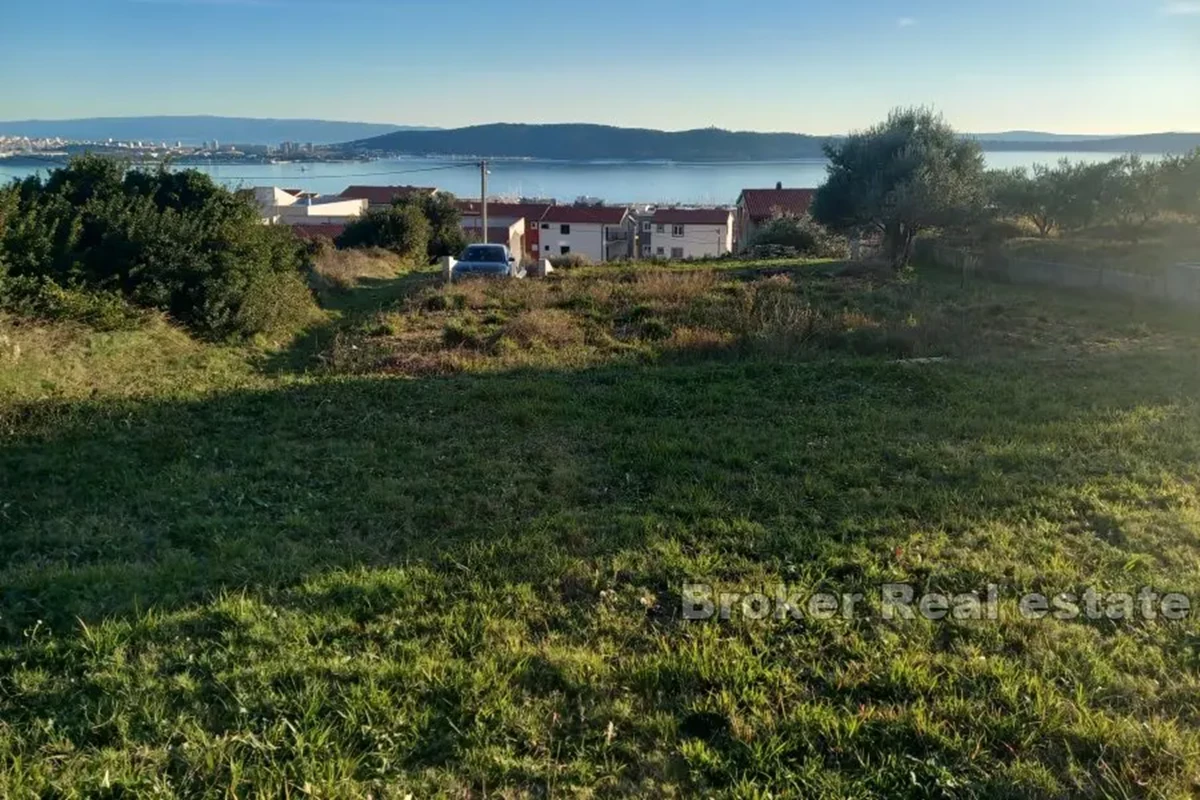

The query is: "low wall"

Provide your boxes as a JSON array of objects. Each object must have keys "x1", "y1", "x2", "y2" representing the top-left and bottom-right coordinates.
[{"x1": 919, "y1": 242, "x2": 1200, "y2": 309}]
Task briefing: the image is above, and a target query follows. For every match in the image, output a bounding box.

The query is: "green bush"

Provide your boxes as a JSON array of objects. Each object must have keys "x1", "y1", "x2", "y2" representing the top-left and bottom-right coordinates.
[
  {"x1": 0, "y1": 274, "x2": 145, "y2": 331},
  {"x1": 0, "y1": 156, "x2": 318, "y2": 339},
  {"x1": 336, "y1": 203, "x2": 430, "y2": 258},
  {"x1": 549, "y1": 253, "x2": 592, "y2": 269},
  {"x1": 749, "y1": 213, "x2": 849, "y2": 259}
]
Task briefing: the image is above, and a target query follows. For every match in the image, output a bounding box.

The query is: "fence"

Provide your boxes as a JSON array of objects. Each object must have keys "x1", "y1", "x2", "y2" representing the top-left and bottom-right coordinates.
[{"x1": 917, "y1": 241, "x2": 1200, "y2": 309}]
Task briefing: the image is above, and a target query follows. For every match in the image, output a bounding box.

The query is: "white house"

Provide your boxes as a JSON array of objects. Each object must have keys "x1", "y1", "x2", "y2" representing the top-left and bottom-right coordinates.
[
  {"x1": 458, "y1": 217, "x2": 528, "y2": 265},
  {"x1": 649, "y1": 208, "x2": 734, "y2": 259},
  {"x1": 253, "y1": 186, "x2": 367, "y2": 226},
  {"x1": 536, "y1": 206, "x2": 632, "y2": 262}
]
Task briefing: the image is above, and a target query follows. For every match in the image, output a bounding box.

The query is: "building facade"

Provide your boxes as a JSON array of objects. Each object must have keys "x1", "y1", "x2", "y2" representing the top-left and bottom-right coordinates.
[
  {"x1": 734, "y1": 185, "x2": 817, "y2": 252},
  {"x1": 253, "y1": 187, "x2": 367, "y2": 226},
  {"x1": 536, "y1": 206, "x2": 632, "y2": 262},
  {"x1": 648, "y1": 208, "x2": 734, "y2": 259},
  {"x1": 458, "y1": 201, "x2": 552, "y2": 260}
]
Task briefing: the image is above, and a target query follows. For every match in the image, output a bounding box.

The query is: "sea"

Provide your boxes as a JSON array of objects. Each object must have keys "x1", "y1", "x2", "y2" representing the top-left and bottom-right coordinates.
[{"x1": 0, "y1": 151, "x2": 1139, "y2": 206}]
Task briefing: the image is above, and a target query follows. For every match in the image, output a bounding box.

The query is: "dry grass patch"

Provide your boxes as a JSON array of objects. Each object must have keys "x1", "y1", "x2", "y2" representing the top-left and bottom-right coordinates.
[
  {"x1": 310, "y1": 247, "x2": 408, "y2": 293},
  {"x1": 626, "y1": 270, "x2": 719, "y2": 305},
  {"x1": 499, "y1": 309, "x2": 586, "y2": 349}
]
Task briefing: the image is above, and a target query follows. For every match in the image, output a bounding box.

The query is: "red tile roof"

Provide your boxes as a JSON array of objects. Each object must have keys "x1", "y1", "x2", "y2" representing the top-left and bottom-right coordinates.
[
  {"x1": 540, "y1": 205, "x2": 629, "y2": 225},
  {"x1": 738, "y1": 188, "x2": 817, "y2": 221},
  {"x1": 457, "y1": 201, "x2": 553, "y2": 222},
  {"x1": 291, "y1": 224, "x2": 346, "y2": 240},
  {"x1": 651, "y1": 208, "x2": 732, "y2": 225},
  {"x1": 340, "y1": 185, "x2": 437, "y2": 205}
]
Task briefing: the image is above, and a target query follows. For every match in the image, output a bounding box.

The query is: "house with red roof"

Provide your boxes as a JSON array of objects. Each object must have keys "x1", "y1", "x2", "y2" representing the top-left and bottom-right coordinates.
[
  {"x1": 339, "y1": 185, "x2": 439, "y2": 209},
  {"x1": 649, "y1": 208, "x2": 734, "y2": 260},
  {"x1": 537, "y1": 205, "x2": 633, "y2": 262},
  {"x1": 735, "y1": 183, "x2": 817, "y2": 252}
]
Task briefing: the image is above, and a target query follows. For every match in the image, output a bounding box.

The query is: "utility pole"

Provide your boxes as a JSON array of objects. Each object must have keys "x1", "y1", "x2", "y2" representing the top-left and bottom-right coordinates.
[{"x1": 480, "y1": 160, "x2": 488, "y2": 244}]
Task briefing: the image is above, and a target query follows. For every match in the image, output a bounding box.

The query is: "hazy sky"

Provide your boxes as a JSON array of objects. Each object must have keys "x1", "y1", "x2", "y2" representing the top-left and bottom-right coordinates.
[{"x1": 2, "y1": 0, "x2": 1198, "y2": 134}]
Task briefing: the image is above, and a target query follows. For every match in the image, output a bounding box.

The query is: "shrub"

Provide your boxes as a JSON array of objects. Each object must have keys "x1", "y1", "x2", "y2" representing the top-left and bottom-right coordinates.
[
  {"x1": 0, "y1": 156, "x2": 318, "y2": 339},
  {"x1": 336, "y1": 203, "x2": 430, "y2": 259},
  {"x1": 0, "y1": 275, "x2": 145, "y2": 331},
  {"x1": 748, "y1": 214, "x2": 849, "y2": 259},
  {"x1": 413, "y1": 192, "x2": 467, "y2": 261},
  {"x1": 549, "y1": 253, "x2": 592, "y2": 269}
]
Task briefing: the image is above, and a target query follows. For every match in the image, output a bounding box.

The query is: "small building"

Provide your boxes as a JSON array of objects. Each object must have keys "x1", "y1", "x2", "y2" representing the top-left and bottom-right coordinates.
[
  {"x1": 253, "y1": 186, "x2": 368, "y2": 226},
  {"x1": 628, "y1": 205, "x2": 656, "y2": 259},
  {"x1": 649, "y1": 208, "x2": 734, "y2": 260},
  {"x1": 459, "y1": 218, "x2": 527, "y2": 265},
  {"x1": 735, "y1": 184, "x2": 817, "y2": 252},
  {"x1": 536, "y1": 206, "x2": 632, "y2": 263},
  {"x1": 458, "y1": 201, "x2": 552, "y2": 260},
  {"x1": 339, "y1": 185, "x2": 439, "y2": 210}
]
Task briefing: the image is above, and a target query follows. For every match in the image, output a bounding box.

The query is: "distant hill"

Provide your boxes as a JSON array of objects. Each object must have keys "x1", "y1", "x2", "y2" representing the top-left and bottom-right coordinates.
[
  {"x1": 0, "y1": 116, "x2": 437, "y2": 146},
  {"x1": 968, "y1": 131, "x2": 1112, "y2": 143},
  {"x1": 344, "y1": 123, "x2": 835, "y2": 161},
  {"x1": 976, "y1": 133, "x2": 1200, "y2": 154},
  {"x1": 346, "y1": 123, "x2": 1200, "y2": 161}
]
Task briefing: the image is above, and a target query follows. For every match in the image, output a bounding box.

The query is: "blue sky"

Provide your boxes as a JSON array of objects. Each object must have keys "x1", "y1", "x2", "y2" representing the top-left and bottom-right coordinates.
[{"x1": 2, "y1": 0, "x2": 1197, "y2": 133}]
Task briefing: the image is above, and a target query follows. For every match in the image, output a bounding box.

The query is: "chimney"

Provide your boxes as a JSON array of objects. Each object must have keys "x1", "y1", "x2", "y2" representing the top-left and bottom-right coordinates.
[{"x1": 776, "y1": 181, "x2": 783, "y2": 190}]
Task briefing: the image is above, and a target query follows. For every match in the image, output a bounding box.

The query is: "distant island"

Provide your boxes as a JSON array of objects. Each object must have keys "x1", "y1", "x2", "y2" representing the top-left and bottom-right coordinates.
[
  {"x1": 3, "y1": 117, "x2": 1197, "y2": 165},
  {"x1": 343, "y1": 123, "x2": 1200, "y2": 162},
  {"x1": 0, "y1": 116, "x2": 437, "y2": 146}
]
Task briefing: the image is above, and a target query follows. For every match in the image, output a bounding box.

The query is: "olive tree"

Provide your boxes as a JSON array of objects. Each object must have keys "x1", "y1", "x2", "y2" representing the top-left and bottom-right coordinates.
[{"x1": 812, "y1": 108, "x2": 985, "y2": 270}]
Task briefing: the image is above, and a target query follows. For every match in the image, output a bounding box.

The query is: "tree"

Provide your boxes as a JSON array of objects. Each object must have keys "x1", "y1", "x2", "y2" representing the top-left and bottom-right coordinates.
[
  {"x1": 0, "y1": 156, "x2": 316, "y2": 338},
  {"x1": 1100, "y1": 155, "x2": 1167, "y2": 236},
  {"x1": 811, "y1": 108, "x2": 985, "y2": 270},
  {"x1": 987, "y1": 167, "x2": 1057, "y2": 237},
  {"x1": 0, "y1": 185, "x2": 17, "y2": 276},
  {"x1": 1049, "y1": 159, "x2": 1113, "y2": 231},
  {"x1": 336, "y1": 202, "x2": 430, "y2": 258},
  {"x1": 408, "y1": 192, "x2": 466, "y2": 261},
  {"x1": 1160, "y1": 149, "x2": 1200, "y2": 218}
]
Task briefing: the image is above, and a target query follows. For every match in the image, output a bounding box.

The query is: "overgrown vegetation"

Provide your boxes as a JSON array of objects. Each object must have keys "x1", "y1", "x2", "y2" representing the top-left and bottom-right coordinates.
[
  {"x1": 747, "y1": 213, "x2": 849, "y2": 259},
  {"x1": 988, "y1": 151, "x2": 1200, "y2": 241},
  {"x1": 3, "y1": 253, "x2": 1200, "y2": 796},
  {"x1": 3, "y1": 136, "x2": 1200, "y2": 797},
  {"x1": 813, "y1": 107, "x2": 986, "y2": 271},
  {"x1": 335, "y1": 192, "x2": 467, "y2": 263},
  {"x1": 811, "y1": 107, "x2": 1200, "y2": 275},
  {"x1": 0, "y1": 156, "x2": 319, "y2": 339}
]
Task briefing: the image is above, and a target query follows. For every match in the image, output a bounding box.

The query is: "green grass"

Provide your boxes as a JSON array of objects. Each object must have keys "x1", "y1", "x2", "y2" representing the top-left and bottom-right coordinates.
[
  {"x1": 3, "y1": 261, "x2": 1200, "y2": 797},
  {"x1": 958, "y1": 218, "x2": 1200, "y2": 277}
]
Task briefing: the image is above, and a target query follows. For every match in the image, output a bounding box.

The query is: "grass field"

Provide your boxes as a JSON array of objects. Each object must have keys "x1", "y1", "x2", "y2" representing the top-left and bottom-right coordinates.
[{"x1": 3, "y1": 259, "x2": 1200, "y2": 797}]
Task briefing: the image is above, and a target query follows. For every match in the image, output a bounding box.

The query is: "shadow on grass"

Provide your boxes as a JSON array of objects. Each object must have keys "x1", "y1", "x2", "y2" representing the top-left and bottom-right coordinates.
[{"x1": 3, "y1": 345, "x2": 1197, "y2": 640}]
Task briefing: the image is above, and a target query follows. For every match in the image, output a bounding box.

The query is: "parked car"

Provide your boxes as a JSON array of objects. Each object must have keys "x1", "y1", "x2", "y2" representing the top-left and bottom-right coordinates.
[{"x1": 453, "y1": 244, "x2": 523, "y2": 279}]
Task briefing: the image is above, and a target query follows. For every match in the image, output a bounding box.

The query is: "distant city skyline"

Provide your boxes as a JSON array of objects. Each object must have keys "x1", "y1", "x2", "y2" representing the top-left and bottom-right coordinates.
[{"x1": 2, "y1": 0, "x2": 1198, "y2": 135}]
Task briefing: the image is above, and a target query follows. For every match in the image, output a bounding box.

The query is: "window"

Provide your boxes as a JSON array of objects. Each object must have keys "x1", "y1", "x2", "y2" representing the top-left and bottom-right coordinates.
[
  {"x1": 560, "y1": 224, "x2": 570, "y2": 235},
  {"x1": 641, "y1": 221, "x2": 652, "y2": 232},
  {"x1": 656, "y1": 247, "x2": 664, "y2": 256},
  {"x1": 541, "y1": 223, "x2": 550, "y2": 230},
  {"x1": 656, "y1": 224, "x2": 665, "y2": 234},
  {"x1": 560, "y1": 246, "x2": 571, "y2": 255},
  {"x1": 671, "y1": 247, "x2": 684, "y2": 259},
  {"x1": 641, "y1": 245, "x2": 652, "y2": 256},
  {"x1": 544, "y1": 244, "x2": 550, "y2": 251},
  {"x1": 672, "y1": 225, "x2": 685, "y2": 238}
]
